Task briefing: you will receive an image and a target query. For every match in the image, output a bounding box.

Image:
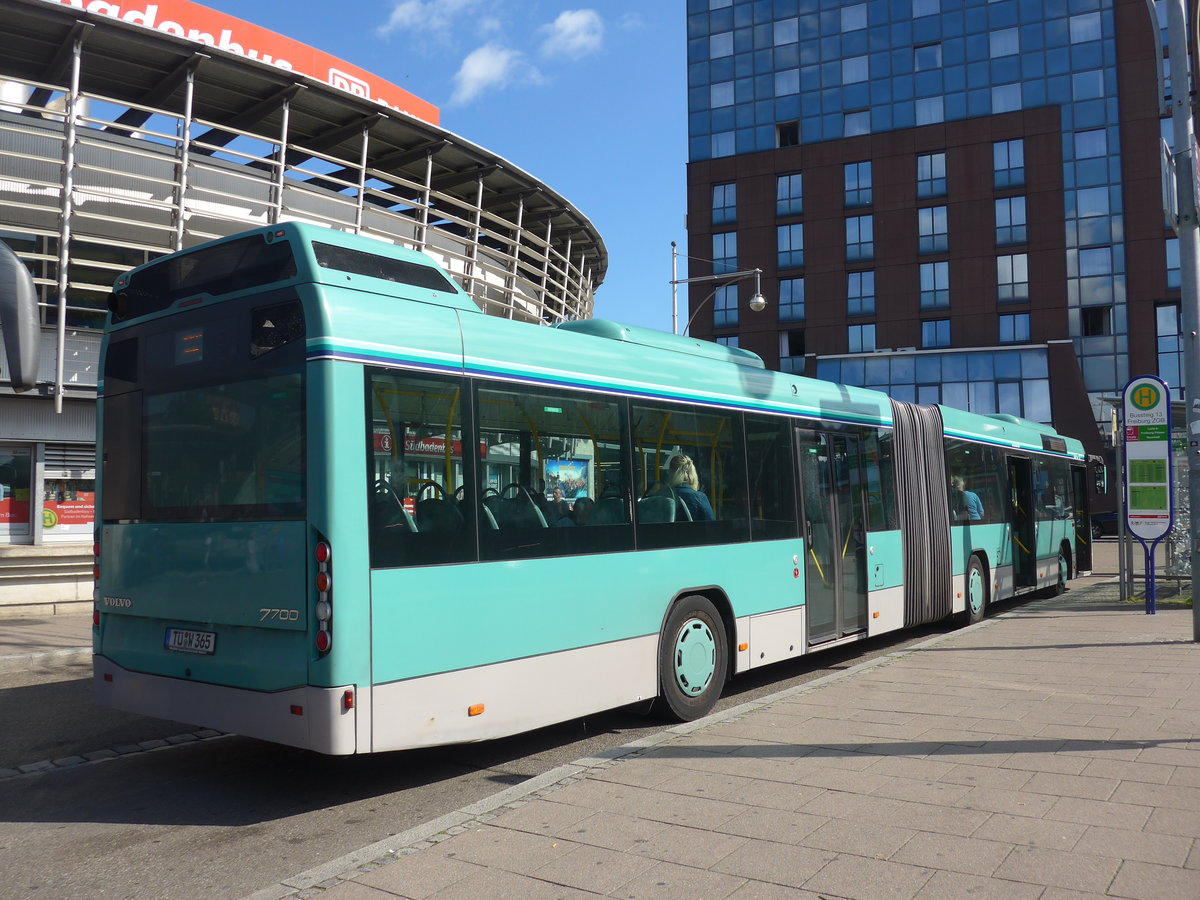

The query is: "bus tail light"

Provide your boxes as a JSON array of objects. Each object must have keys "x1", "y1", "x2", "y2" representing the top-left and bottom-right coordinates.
[
  {"x1": 315, "y1": 538, "x2": 332, "y2": 656},
  {"x1": 92, "y1": 538, "x2": 101, "y2": 627}
]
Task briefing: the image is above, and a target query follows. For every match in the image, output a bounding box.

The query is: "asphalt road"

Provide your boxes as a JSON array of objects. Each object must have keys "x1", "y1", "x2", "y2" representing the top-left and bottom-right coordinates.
[{"x1": 0, "y1": 608, "x2": 998, "y2": 900}]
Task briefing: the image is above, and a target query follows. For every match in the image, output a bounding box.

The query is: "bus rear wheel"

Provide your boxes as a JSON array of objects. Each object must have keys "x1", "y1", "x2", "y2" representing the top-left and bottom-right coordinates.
[
  {"x1": 1053, "y1": 550, "x2": 1069, "y2": 595},
  {"x1": 658, "y1": 595, "x2": 727, "y2": 721},
  {"x1": 965, "y1": 555, "x2": 988, "y2": 625}
]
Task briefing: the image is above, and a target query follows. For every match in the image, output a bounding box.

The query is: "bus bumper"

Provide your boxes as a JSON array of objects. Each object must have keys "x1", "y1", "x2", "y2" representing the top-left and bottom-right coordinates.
[{"x1": 93, "y1": 655, "x2": 358, "y2": 755}]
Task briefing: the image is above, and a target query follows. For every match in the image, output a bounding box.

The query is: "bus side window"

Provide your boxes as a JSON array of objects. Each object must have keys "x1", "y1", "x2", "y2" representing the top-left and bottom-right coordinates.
[
  {"x1": 631, "y1": 402, "x2": 748, "y2": 549},
  {"x1": 745, "y1": 414, "x2": 797, "y2": 540},
  {"x1": 478, "y1": 382, "x2": 632, "y2": 560},
  {"x1": 366, "y1": 369, "x2": 474, "y2": 568}
]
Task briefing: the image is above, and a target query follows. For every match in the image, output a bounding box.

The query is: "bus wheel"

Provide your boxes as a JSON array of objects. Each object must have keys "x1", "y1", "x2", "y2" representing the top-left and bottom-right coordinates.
[
  {"x1": 658, "y1": 595, "x2": 727, "y2": 721},
  {"x1": 1053, "y1": 551, "x2": 1069, "y2": 595},
  {"x1": 965, "y1": 555, "x2": 988, "y2": 625}
]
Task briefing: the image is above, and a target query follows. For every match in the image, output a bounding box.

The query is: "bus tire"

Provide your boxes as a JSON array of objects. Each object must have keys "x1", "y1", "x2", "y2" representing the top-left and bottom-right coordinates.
[
  {"x1": 658, "y1": 594, "x2": 727, "y2": 721},
  {"x1": 965, "y1": 554, "x2": 988, "y2": 625},
  {"x1": 1053, "y1": 550, "x2": 1069, "y2": 595}
]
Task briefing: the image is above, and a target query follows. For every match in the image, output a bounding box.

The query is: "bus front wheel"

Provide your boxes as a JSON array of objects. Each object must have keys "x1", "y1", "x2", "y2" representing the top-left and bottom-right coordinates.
[
  {"x1": 658, "y1": 595, "x2": 727, "y2": 721},
  {"x1": 965, "y1": 555, "x2": 988, "y2": 625}
]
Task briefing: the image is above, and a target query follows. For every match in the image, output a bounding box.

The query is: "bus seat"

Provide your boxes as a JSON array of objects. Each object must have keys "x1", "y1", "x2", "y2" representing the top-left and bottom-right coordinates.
[
  {"x1": 495, "y1": 492, "x2": 548, "y2": 530},
  {"x1": 416, "y1": 498, "x2": 463, "y2": 534},
  {"x1": 371, "y1": 481, "x2": 418, "y2": 532},
  {"x1": 590, "y1": 496, "x2": 628, "y2": 525},
  {"x1": 675, "y1": 496, "x2": 693, "y2": 521},
  {"x1": 637, "y1": 495, "x2": 676, "y2": 523},
  {"x1": 481, "y1": 504, "x2": 499, "y2": 530}
]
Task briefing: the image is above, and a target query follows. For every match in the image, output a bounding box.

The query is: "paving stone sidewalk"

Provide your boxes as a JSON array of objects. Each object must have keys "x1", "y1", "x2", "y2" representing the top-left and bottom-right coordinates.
[
  {"x1": 0, "y1": 612, "x2": 92, "y2": 674},
  {"x1": 269, "y1": 582, "x2": 1199, "y2": 900}
]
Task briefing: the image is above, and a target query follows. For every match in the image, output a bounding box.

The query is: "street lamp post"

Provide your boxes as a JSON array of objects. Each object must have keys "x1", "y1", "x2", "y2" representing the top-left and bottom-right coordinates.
[{"x1": 668, "y1": 253, "x2": 767, "y2": 336}]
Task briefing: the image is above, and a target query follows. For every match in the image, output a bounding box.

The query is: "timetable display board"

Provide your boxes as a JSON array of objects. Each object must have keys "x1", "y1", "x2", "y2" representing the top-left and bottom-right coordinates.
[{"x1": 1122, "y1": 376, "x2": 1173, "y2": 542}]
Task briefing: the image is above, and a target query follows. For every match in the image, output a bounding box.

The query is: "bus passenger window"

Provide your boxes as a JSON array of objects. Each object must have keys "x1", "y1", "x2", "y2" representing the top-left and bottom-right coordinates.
[
  {"x1": 745, "y1": 415, "x2": 797, "y2": 540},
  {"x1": 945, "y1": 439, "x2": 1003, "y2": 525},
  {"x1": 366, "y1": 370, "x2": 474, "y2": 568},
  {"x1": 478, "y1": 383, "x2": 631, "y2": 560},
  {"x1": 632, "y1": 403, "x2": 748, "y2": 549}
]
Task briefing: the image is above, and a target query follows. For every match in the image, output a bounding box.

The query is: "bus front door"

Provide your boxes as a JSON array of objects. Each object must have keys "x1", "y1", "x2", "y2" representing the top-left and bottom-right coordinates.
[
  {"x1": 797, "y1": 429, "x2": 868, "y2": 645},
  {"x1": 1008, "y1": 456, "x2": 1037, "y2": 588},
  {"x1": 1071, "y1": 463, "x2": 1092, "y2": 573}
]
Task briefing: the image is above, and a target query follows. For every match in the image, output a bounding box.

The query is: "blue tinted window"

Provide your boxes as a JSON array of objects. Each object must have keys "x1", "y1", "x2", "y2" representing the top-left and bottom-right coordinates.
[
  {"x1": 712, "y1": 183, "x2": 736, "y2": 225},
  {"x1": 846, "y1": 216, "x2": 874, "y2": 262},
  {"x1": 777, "y1": 173, "x2": 803, "y2": 216},
  {"x1": 777, "y1": 223, "x2": 804, "y2": 269},
  {"x1": 847, "y1": 270, "x2": 875, "y2": 315},
  {"x1": 919, "y1": 206, "x2": 948, "y2": 253},
  {"x1": 713, "y1": 232, "x2": 737, "y2": 272},
  {"x1": 845, "y1": 161, "x2": 872, "y2": 207},
  {"x1": 779, "y1": 277, "x2": 805, "y2": 321},
  {"x1": 995, "y1": 197, "x2": 1027, "y2": 245},
  {"x1": 714, "y1": 284, "x2": 738, "y2": 328},
  {"x1": 920, "y1": 261, "x2": 949, "y2": 308},
  {"x1": 999, "y1": 313, "x2": 1030, "y2": 343},
  {"x1": 922, "y1": 319, "x2": 950, "y2": 349},
  {"x1": 917, "y1": 152, "x2": 947, "y2": 197},
  {"x1": 848, "y1": 324, "x2": 876, "y2": 353}
]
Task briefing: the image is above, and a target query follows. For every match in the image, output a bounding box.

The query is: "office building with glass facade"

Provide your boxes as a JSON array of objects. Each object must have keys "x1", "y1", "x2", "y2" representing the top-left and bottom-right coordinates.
[{"x1": 685, "y1": 0, "x2": 1181, "y2": 467}]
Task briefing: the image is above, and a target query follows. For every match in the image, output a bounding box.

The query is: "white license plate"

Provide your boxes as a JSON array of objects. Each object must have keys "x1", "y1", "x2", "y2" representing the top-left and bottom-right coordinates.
[{"x1": 165, "y1": 628, "x2": 216, "y2": 655}]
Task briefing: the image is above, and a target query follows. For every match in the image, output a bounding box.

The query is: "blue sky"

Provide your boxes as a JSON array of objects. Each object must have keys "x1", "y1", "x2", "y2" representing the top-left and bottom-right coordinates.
[{"x1": 205, "y1": 0, "x2": 688, "y2": 332}]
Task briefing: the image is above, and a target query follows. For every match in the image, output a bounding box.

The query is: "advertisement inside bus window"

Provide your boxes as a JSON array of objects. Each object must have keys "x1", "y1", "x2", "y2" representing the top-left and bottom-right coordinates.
[{"x1": 0, "y1": 447, "x2": 32, "y2": 535}]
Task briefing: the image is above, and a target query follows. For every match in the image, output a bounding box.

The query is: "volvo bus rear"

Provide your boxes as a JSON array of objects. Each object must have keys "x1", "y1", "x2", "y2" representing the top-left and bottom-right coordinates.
[{"x1": 92, "y1": 231, "x2": 356, "y2": 753}]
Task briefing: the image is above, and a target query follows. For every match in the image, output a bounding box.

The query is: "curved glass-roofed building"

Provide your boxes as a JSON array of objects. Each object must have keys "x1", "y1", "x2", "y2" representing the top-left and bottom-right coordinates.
[{"x1": 0, "y1": 0, "x2": 606, "y2": 568}]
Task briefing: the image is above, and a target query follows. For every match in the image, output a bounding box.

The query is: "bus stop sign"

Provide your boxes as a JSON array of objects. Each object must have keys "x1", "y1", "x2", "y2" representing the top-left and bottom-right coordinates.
[{"x1": 1123, "y1": 375, "x2": 1174, "y2": 543}]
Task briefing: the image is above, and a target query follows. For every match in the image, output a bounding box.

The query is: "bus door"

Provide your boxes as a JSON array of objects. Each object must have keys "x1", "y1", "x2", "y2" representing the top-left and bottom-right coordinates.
[
  {"x1": 1071, "y1": 463, "x2": 1092, "y2": 573},
  {"x1": 797, "y1": 429, "x2": 868, "y2": 645},
  {"x1": 1007, "y1": 455, "x2": 1036, "y2": 588}
]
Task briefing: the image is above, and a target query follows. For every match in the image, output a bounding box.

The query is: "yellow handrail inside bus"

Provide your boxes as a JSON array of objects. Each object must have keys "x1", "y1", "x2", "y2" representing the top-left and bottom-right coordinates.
[
  {"x1": 808, "y1": 546, "x2": 826, "y2": 583},
  {"x1": 444, "y1": 388, "x2": 459, "y2": 489}
]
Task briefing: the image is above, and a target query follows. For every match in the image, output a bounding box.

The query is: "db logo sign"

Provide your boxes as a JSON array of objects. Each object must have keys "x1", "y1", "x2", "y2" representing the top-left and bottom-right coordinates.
[{"x1": 328, "y1": 67, "x2": 371, "y2": 100}]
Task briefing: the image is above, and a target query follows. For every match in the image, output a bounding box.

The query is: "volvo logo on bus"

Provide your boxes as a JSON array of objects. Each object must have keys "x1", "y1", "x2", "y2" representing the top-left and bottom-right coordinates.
[{"x1": 103, "y1": 596, "x2": 132, "y2": 608}]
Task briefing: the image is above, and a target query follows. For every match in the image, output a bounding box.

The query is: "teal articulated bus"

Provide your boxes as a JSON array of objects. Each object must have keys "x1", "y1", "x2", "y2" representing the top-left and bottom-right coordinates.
[{"x1": 80, "y1": 223, "x2": 1089, "y2": 755}]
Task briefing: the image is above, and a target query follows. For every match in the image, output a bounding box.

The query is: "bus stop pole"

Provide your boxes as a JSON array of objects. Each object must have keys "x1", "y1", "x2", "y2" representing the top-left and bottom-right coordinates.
[
  {"x1": 1117, "y1": 429, "x2": 1128, "y2": 605},
  {"x1": 1166, "y1": 0, "x2": 1200, "y2": 641}
]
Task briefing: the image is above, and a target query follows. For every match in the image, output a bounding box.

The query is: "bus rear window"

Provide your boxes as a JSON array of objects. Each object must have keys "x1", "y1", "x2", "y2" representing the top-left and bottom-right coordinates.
[
  {"x1": 312, "y1": 241, "x2": 459, "y2": 293},
  {"x1": 141, "y1": 373, "x2": 304, "y2": 521},
  {"x1": 110, "y1": 235, "x2": 297, "y2": 322}
]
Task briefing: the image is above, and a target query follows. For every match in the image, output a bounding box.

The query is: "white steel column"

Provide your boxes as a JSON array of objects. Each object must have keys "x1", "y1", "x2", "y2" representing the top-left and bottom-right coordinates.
[
  {"x1": 353, "y1": 125, "x2": 369, "y2": 234},
  {"x1": 537, "y1": 221, "x2": 552, "y2": 321},
  {"x1": 54, "y1": 36, "x2": 85, "y2": 415},
  {"x1": 1165, "y1": 0, "x2": 1200, "y2": 640},
  {"x1": 465, "y1": 175, "x2": 484, "y2": 299},
  {"x1": 271, "y1": 97, "x2": 290, "y2": 224},
  {"x1": 173, "y1": 61, "x2": 197, "y2": 251},
  {"x1": 418, "y1": 151, "x2": 433, "y2": 252}
]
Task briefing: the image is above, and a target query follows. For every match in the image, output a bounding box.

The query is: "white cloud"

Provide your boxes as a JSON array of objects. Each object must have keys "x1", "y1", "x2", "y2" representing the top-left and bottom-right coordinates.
[
  {"x1": 538, "y1": 9, "x2": 604, "y2": 60},
  {"x1": 377, "y1": 0, "x2": 485, "y2": 38},
  {"x1": 450, "y1": 44, "x2": 541, "y2": 105}
]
